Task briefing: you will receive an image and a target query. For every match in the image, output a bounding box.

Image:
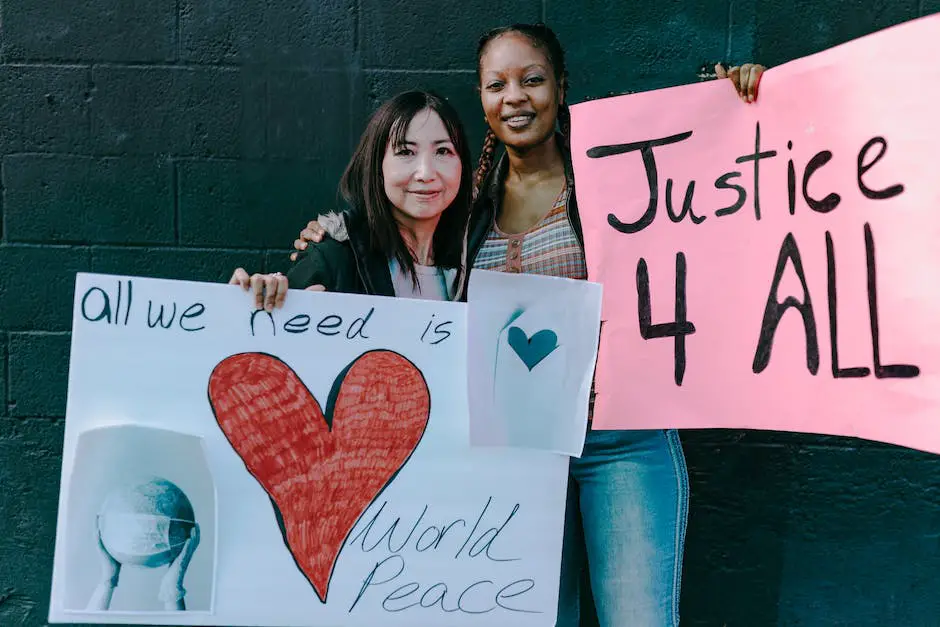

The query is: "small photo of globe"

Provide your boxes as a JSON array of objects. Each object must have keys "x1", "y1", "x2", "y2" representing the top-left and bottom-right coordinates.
[{"x1": 97, "y1": 477, "x2": 196, "y2": 568}]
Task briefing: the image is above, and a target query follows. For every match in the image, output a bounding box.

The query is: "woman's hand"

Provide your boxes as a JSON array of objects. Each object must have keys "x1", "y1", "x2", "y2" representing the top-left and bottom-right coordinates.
[
  {"x1": 159, "y1": 524, "x2": 200, "y2": 611},
  {"x1": 289, "y1": 219, "x2": 328, "y2": 261},
  {"x1": 229, "y1": 269, "x2": 289, "y2": 312},
  {"x1": 95, "y1": 532, "x2": 121, "y2": 587},
  {"x1": 716, "y1": 63, "x2": 765, "y2": 103},
  {"x1": 85, "y1": 531, "x2": 120, "y2": 610}
]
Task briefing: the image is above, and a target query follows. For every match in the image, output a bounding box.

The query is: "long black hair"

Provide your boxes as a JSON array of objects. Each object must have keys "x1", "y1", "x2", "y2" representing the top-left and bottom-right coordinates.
[
  {"x1": 340, "y1": 90, "x2": 473, "y2": 285},
  {"x1": 473, "y1": 23, "x2": 570, "y2": 195}
]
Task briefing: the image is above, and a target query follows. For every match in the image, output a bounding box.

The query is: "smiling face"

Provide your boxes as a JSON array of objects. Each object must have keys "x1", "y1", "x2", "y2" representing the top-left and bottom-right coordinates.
[
  {"x1": 381, "y1": 107, "x2": 462, "y2": 230},
  {"x1": 479, "y1": 32, "x2": 564, "y2": 150}
]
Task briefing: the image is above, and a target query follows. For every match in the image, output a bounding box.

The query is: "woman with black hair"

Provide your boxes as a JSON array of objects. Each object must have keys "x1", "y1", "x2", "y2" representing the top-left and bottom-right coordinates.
[{"x1": 230, "y1": 90, "x2": 473, "y2": 306}]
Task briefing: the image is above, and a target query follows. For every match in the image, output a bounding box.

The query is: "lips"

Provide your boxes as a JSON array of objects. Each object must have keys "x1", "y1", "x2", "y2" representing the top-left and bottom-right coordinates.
[
  {"x1": 408, "y1": 190, "x2": 442, "y2": 201},
  {"x1": 502, "y1": 112, "x2": 536, "y2": 130}
]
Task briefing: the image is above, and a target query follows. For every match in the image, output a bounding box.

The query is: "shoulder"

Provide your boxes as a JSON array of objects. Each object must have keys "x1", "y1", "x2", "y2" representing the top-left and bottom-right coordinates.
[
  {"x1": 287, "y1": 238, "x2": 356, "y2": 291},
  {"x1": 315, "y1": 238, "x2": 356, "y2": 266}
]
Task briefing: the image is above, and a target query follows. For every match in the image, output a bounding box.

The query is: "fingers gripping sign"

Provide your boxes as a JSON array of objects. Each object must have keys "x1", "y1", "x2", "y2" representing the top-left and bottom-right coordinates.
[
  {"x1": 716, "y1": 62, "x2": 766, "y2": 103},
  {"x1": 252, "y1": 273, "x2": 288, "y2": 312},
  {"x1": 229, "y1": 269, "x2": 290, "y2": 312},
  {"x1": 228, "y1": 267, "x2": 251, "y2": 288}
]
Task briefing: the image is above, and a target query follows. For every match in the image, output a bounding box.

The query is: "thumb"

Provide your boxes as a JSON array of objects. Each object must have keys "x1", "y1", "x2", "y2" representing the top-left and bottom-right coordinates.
[
  {"x1": 305, "y1": 284, "x2": 326, "y2": 292},
  {"x1": 714, "y1": 63, "x2": 728, "y2": 79}
]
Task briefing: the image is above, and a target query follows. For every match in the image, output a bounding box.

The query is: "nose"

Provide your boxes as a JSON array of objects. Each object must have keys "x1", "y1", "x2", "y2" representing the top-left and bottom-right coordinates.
[
  {"x1": 503, "y1": 80, "x2": 527, "y2": 105},
  {"x1": 414, "y1": 151, "x2": 437, "y2": 182}
]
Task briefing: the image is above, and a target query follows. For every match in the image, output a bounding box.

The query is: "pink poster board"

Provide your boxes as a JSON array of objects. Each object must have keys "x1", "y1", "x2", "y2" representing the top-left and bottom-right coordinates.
[{"x1": 569, "y1": 15, "x2": 940, "y2": 453}]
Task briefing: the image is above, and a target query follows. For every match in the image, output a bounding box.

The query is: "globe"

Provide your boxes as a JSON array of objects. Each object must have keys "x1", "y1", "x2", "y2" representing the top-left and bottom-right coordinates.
[{"x1": 97, "y1": 477, "x2": 196, "y2": 568}]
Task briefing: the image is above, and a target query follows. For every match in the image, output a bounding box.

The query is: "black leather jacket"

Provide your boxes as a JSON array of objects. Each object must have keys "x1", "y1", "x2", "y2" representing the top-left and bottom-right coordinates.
[{"x1": 289, "y1": 207, "x2": 468, "y2": 300}]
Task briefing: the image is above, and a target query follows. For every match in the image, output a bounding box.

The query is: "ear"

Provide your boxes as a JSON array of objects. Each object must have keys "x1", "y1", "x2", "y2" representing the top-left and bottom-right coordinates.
[{"x1": 558, "y1": 78, "x2": 567, "y2": 106}]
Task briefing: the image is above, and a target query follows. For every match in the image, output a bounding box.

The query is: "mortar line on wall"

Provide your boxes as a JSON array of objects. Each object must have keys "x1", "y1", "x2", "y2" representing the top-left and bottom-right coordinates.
[
  {"x1": 350, "y1": 0, "x2": 361, "y2": 156},
  {"x1": 5, "y1": 59, "x2": 243, "y2": 70},
  {"x1": 724, "y1": 0, "x2": 733, "y2": 61},
  {"x1": 5, "y1": 61, "x2": 90, "y2": 69},
  {"x1": 86, "y1": 66, "x2": 94, "y2": 155},
  {"x1": 919, "y1": 0, "x2": 925, "y2": 15},
  {"x1": 263, "y1": 248, "x2": 287, "y2": 273},
  {"x1": 0, "y1": 151, "x2": 340, "y2": 165},
  {"x1": 264, "y1": 75, "x2": 270, "y2": 159},
  {"x1": 0, "y1": 158, "x2": 5, "y2": 243},
  {"x1": 87, "y1": 244, "x2": 97, "y2": 275},
  {"x1": 362, "y1": 68, "x2": 476, "y2": 74},
  {"x1": 175, "y1": 0, "x2": 182, "y2": 62},
  {"x1": 172, "y1": 160, "x2": 180, "y2": 244},
  {"x1": 3, "y1": 242, "x2": 272, "y2": 255},
  {"x1": 353, "y1": 0, "x2": 361, "y2": 55},
  {"x1": 541, "y1": 0, "x2": 546, "y2": 23},
  {"x1": 9, "y1": 330, "x2": 72, "y2": 338},
  {"x1": 349, "y1": 68, "x2": 356, "y2": 156},
  {"x1": 3, "y1": 333, "x2": 9, "y2": 417}
]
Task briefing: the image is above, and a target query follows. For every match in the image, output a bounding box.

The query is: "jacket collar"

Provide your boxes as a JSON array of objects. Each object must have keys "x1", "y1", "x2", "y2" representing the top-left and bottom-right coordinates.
[
  {"x1": 342, "y1": 208, "x2": 397, "y2": 297},
  {"x1": 342, "y1": 206, "x2": 470, "y2": 302}
]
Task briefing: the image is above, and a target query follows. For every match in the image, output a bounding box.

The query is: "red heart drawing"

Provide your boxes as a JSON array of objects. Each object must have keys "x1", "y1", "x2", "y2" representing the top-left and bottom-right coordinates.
[{"x1": 207, "y1": 350, "x2": 430, "y2": 603}]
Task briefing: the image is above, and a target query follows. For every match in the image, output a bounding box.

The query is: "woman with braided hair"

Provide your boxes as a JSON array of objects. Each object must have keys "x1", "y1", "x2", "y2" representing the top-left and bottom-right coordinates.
[
  {"x1": 290, "y1": 23, "x2": 764, "y2": 626},
  {"x1": 471, "y1": 25, "x2": 692, "y2": 627}
]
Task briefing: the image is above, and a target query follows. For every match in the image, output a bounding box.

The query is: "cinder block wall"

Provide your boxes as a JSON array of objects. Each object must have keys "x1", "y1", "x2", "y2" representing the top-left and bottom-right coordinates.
[{"x1": 1, "y1": 1, "x2": 937, "y2": 625}]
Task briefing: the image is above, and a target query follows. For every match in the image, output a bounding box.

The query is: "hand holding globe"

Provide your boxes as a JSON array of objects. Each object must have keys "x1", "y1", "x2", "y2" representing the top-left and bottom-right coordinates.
[
  {"x1": 86, "y1": 477, "x2": 200, "y2": 611},
  {"x1": 158, "y1": 524, "x2": 200, "y2": 609}
]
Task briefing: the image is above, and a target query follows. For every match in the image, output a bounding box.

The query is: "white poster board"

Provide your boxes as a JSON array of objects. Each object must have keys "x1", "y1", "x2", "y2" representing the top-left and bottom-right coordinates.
[{"x1": 49, "y1": 273, "x2": 569, "y2": 626}]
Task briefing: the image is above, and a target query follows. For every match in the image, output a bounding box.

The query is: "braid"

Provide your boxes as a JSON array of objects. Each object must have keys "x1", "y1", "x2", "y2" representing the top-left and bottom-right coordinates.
[{"x1": 473, "y1": 128, "x2": 498, "y2": 200}]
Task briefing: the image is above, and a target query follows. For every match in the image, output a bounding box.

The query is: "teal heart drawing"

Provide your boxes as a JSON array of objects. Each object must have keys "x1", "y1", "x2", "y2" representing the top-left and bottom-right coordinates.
[{"x1": 507, "y1": 326, "x2": 559, "y2": 371}]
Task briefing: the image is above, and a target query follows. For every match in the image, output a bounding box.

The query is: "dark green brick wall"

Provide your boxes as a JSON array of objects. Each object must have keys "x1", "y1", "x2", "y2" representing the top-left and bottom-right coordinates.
[{"x1": 0, "y1": 2, "x2": 937, "y2": 625}]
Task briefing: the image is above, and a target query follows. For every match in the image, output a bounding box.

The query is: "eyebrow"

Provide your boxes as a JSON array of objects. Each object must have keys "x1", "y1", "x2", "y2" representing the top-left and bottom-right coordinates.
[
  {"x1": 397, "y1": 139, "x2": 455, "y2": 146},
  {"x1": 484, "y1": 63, "x2": 547, "y2": 76}
]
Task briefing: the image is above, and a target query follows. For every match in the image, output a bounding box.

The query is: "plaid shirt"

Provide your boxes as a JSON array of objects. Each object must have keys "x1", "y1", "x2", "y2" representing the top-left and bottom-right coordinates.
[{"x1": 473, "y1": 182, "x2": 588, "y2": 280}]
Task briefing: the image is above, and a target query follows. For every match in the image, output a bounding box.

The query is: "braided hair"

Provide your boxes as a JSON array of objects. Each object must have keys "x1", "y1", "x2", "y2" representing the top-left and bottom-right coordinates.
[
  {"x1": 473, "y1": 127, "x2": 499, "y2": 200},
  {"x1": 473, "y1": 22, "x2": 570, "y2": 198}
]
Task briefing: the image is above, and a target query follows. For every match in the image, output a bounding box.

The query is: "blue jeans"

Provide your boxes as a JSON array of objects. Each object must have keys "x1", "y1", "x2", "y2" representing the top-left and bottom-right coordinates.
[{"x1": 556, "y1": 428, "x2": 690, "y2": 627}]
